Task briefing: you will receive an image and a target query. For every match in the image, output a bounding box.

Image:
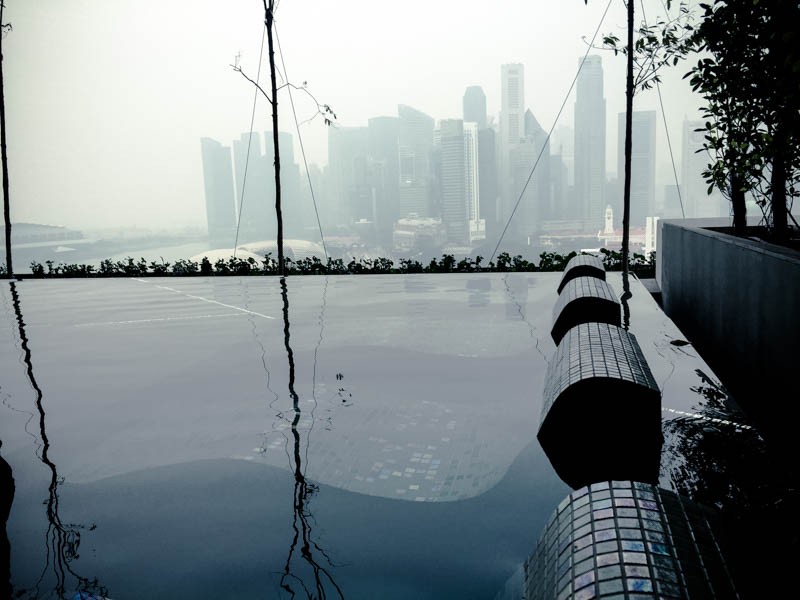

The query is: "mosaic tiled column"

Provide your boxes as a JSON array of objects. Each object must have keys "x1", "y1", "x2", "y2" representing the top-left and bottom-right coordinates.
[
  {"x1": 538, "y1": 323, "x2": 661, "y2": 489},
  {"x1": 523, "y1": 481, "x2": 737, "y2": 600},
  {"x1": 557, "y1": 255, "x2": 606, "y2": 294},
  {"x1": 551, "y1": 277, "x2": 621, "y2": 345}
]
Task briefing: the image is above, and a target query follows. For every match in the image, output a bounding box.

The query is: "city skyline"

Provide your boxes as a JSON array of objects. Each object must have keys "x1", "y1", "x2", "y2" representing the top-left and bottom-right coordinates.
[{"x1": 5, "y1": 0, "x2": 707, "y2": 230}]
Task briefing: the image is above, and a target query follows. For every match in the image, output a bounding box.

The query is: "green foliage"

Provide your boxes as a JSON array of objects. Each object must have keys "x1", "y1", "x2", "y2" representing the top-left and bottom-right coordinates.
[
  {"x1": 15, "y1": 250, "x2": 658, "y2": 279},
  {"x1": 687, "y1": 0, "x2": 800, "y2": 238},
  {"x1": 601, "y1": 1, "x2": 695, "y2": 92}
]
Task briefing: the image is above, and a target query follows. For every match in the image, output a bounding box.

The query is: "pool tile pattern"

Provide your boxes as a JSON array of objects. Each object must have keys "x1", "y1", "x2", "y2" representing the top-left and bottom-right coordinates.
[
  {"x1": 557, "y1": 255, "x2": 606, "y2": 294},
  {"x1": 551, "y1": 277, "x2": 621, "y2": 345},
  {"x1": 523, "y1": 481, "x2": 737, "y2": 599}
]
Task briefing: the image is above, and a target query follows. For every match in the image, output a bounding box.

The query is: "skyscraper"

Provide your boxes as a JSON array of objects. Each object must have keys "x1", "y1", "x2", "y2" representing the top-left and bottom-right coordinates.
[
  {"x1": 463, "y1": 86, "x2": 487, "y2": 129},
  {"x1": 439, "y1": 119, "x2": 469, "y2": 246},
  {"x1": 574, "y1": 55, "x2": 606, "y2": 231},
  {"x1": 199, "y1": 138, "x2": 236, "y2": 247},
  {"x1": 477, "y1": 127, "x2": 498, "y2": 235},
  {"x1": 500, "y1": 64, "x2": 526, "y2": 227},
  {"x1": 617, "y1": 110, "x2": 656, "y2": 229},
  {"x1": 368, "y1": 116, "x2": 400, "y2": 248},
  {"x1": 233, "y1": 132, "x2": 273, "y2": 243},
  {"x1": 437, "y1": 119, "x2": 484, "y2": 247},
  {"x1": 327, "y1": 126, "x2": 369, "y2": 226},
  {"x1": 398, "y1": 104, "x2": 435, "y2": 218},
  {"x1": 463, "y1": 121, "x2": 484, "y2": 243}
]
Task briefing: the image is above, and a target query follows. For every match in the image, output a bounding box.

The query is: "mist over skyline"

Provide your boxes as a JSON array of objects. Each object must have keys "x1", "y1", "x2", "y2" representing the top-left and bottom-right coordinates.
[{"x1": 5, "y1": 0, "x2": 705, "y2": 231}]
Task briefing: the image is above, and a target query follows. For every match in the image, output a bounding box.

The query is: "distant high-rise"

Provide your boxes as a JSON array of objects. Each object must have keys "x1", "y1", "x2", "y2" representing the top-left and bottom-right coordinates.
[
  {"x1": 438, "y1": 120, "x2": 484, "y2": 247},
  {"x1": 199, "y1": 138, "x2": 236, "y2": 247},
  {"x1": 681, "y1": 119, "x2": 725, "y2": 218},
  {"x1": 233, "y1": 132, "x2": 273, "y2": 243},
  {"x1": 439, "y1": 119, "x2": 469, "y2": 246},
  {"x1": 617, "y1": 110, "x2": 656, "y2": 229},
  {"x1": 266, "y1": 131, "x2": 304, "y2": 238},
  {"x1": 463, "y1": 122, "x2": 484, "y2": 243},
  {"x1": 574, "y1": 55, "x2": 606, "y2": 231},
  {"x1": 500, "y1": 64, "x2": 526, "y2": 225},
  {"x1": 327, "y1": 126, "x2": 369, "y2": 226},
  {"x1": 463, "y1": 86, "x2": 487, "y2": 129},
  {"x1": 368, "y1": 116, "x2": 400, "y2": 248},
  {"x1": 398, "y1": 104, "x2": 435, "y2": 218},
  {"x1": 477, "y1": 128, "x2": 498, "y2": 234}
]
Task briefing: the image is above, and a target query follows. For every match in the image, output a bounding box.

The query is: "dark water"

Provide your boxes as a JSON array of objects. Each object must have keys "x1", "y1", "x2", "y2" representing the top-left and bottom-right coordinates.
[{"x1": 0, "y1": 274, "x2": 791, "y2": 598}]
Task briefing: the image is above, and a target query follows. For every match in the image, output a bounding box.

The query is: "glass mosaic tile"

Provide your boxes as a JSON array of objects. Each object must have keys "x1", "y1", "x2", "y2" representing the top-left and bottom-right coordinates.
[
  {"x1": 557, "y1": 254, "x2": 607, "y2": 294},
  {"x1": 523, "y1": 482, "x2": 738, "y2": 600}
]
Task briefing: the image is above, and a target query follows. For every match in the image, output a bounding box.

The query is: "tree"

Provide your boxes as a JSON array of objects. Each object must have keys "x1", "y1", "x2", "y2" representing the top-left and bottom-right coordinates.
[
  {"x1": 586, "y1": 0, "x2": 694, "y2": 274},
  {"x1": 688, "y1": 0, "x2": 800, "y2": 242},
  {"x1": 233, "y1": 2, "x2": 335, "y2": 276},
  {"x1": 1, "y1": 2, "x2": 12, "y2": 277}
]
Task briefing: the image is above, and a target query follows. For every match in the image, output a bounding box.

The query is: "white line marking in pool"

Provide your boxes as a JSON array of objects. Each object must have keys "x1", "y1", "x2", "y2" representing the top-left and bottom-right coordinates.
[
  {"x1": 131, "y1": 279, "x2": 275, "y2": 320},
  {"x1": 75, "y1": 313, "x2": 246, "y2": 327},
  {"x1": 662, "y1": 407, "x2": 753, "y2": 430}
]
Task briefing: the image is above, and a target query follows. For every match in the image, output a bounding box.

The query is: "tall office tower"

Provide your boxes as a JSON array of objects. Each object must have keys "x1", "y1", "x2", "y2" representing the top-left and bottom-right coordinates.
[
  {"x1": 477, "y1": 128, "x2": 498, "y2": 236},
  {"x1": 267, "y1": 131, "x2": 306, "y2": 238},
  {"x1": 681, "y1": 119, "x2": 725, "y2": 218},
  {"x1": 463, "y1": 86, "x2": 487, "y2": 129},
  {"x1": 233, "y1": 132, "x2": 274, "y2": 243},
  {"x1": 525, "y1": 109, "x2": 552, "y2": 222},
  {"x1": 439, "y1": 119, "x2": 469, "y2": 246},
  {"x1": 463, "y1": 121, "x2": 485, "y2": 242},
  {"x1": 500, "y1": 64, "x2": 525, "y2": 223},
  {"x1": 200, "y1": 138, "x2": 237, "y2": 247},
  {"x1": 368, "y1": 116, "x2": 400, "y2": 248},
  {"x1": 574, "y1": 55, "x2": 606, "y2": 231},
  {"x1": 551, "y1": 125, "x2": 575, "y2": 187},
  {"x1": 617, "y1": 110, "x2": 656, "y2": 230},
  {"x1": 327, "y1": 126, "x2": 370, "y2": 226},
  {"x1": 398, "y1": 104, "x2": 435, "y2": 218},
  {"x1": 509, "y1": 142, "x2": 539, "y2": 240}
]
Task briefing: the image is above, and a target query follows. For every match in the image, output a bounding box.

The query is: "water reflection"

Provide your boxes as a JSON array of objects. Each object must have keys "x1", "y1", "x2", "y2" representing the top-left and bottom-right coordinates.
[
  {"x1": 661, "y1": 369, "x2": 800, "y2": 597},
  {"x1": 278, "y1": 277, "x2": 344, "y2": 598},
  {"x1": 9, "y1": 281, "x2": 106, "y2": 599},
  {"x1": 1, "y1": 439, "x2": 13, "y2": 599},
  {"x1": 620, "y1": 270, "x2": 632, "y2": 330}
]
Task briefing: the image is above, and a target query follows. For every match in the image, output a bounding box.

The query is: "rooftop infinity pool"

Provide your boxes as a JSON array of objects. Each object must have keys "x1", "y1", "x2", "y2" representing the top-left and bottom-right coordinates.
[{"x1": 0, "y1": 274, "x2": 788, "y2": 598}]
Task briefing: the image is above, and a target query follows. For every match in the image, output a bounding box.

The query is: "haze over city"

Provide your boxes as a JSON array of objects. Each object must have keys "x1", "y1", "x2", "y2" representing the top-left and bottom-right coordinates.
[{"x1": 6, "y1": 0, "x2": 706, "y2": 232}]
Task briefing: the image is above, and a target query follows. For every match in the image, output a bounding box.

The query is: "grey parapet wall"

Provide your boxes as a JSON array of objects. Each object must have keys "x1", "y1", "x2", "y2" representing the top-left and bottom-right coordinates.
[
  {"x1": 523, "y1": 481, "x2": 738, "y2": 600},
  {"x1": 538, "y1": 323, "x2": 661, "y2": 489},
  {"x1": 551, "y1": 277, "x2": 621, "y2": 345},
  {"x1": 557, "y1": 254, "x2": 606, "y2": 295}
]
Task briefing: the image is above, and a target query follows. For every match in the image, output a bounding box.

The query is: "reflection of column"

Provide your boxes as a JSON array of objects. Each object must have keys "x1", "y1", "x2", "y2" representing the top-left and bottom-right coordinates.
[
  {"x1": 9, "y1": 282, "x2": 106, "y2": 599},
  {"x1": 524, "y1": 481, "x2": 738, "y2": 599}
]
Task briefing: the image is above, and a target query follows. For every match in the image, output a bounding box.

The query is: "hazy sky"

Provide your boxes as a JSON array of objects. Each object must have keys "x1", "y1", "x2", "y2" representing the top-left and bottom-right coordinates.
[{"x1": 5, "y1": 0, "x2": 704, "y2": 230}]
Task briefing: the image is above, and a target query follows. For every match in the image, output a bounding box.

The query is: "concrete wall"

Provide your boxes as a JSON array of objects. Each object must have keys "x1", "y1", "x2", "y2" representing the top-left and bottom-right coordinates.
[{"x1": 659, "y1": 220, "x2": 800, "y2": 448}]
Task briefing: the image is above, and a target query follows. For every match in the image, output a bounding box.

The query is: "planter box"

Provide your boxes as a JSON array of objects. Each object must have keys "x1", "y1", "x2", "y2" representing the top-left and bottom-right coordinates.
[{"x1": 657, "y1": 219, "x2": 800, "y2": 448}]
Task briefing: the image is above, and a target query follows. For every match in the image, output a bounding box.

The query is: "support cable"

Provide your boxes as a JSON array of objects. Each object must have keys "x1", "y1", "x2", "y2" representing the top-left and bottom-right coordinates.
[
  {"x1": 489, "y1": 0, "x2": 614, "y2": 265},
  {"x1": 233, "y1": 24, "x2": 267, "y2": 258},
  {"x1": 274, "y1": 23, "x2": 329, "y2": 262}
]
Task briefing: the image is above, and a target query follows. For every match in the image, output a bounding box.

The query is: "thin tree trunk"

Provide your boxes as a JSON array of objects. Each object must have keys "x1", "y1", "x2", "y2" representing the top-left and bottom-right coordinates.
[
  {"x1": 730, "y1": 170, "x2": 747, "y2": 236},
  {"x1": 622, "y1": 0, "x2": 634, "y2": 277},
  {"x1": 0, "y1": 3, "x2": 12, "y2": 277},
  {"x1": 771, "y1": 136, "x2": 788, "y2": 243},
  {"x1": 265, "y1": 1, "x2": 283, "y2": 276}
]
